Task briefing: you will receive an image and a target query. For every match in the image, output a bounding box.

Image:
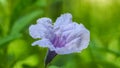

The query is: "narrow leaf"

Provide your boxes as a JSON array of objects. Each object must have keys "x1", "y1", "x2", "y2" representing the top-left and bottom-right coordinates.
[
  {"x1": 11, "y1": 10, "x2": 43, "y2": 35},
  {"x1": 0, "y1": 33, "x2": 21, "y2": 47}
]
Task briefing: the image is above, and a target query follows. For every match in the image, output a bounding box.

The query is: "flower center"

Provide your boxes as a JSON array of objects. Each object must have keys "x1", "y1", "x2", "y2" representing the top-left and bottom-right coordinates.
[{"x1": 51, "y1": 35, "x2": 66, "y2": 48}]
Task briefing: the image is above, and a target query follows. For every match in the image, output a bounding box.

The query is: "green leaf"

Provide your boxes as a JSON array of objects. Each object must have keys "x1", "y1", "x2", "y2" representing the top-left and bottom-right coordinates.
[
  {"x1": 10, "y1": 10, "x2": 43, "y2": 35},
  {"x1": 48, "y1": 65, "x2": 59, "y2": 68},
  {"x1": 0, "y1": 33, "x2": 21, "y2": 47},
  {"x1": 99, "y1": 61, "x2": 119, "y2": 68}
]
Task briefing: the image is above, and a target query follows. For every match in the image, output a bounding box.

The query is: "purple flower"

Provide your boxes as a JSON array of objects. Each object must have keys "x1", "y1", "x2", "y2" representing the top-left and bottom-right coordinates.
[{"x1": 29, "y1": 13, "x2": 90, "y2": 54}]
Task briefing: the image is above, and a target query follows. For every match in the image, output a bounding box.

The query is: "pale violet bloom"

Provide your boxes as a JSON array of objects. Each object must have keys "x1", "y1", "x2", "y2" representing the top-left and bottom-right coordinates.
[{"x1": 29, "y1": 13, "x2": 90, "y2": 54}]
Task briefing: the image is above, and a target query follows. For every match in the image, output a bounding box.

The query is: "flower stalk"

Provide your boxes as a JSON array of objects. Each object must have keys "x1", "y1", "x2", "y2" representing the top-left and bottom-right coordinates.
[{"x1": 45, "y1": 50, "x2": 57, "y2": 68}]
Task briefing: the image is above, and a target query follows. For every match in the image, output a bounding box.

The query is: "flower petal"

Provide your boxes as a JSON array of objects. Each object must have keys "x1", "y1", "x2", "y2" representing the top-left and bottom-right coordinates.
[
  {"x1": 66, "y1": 24, "x2": 90, "y2": 50},
  {"x1": 54, "y1": 13, "x2": 72, "y2": 27},
  {"x1": 61, "y1": 23, "x2": 78, "y2": 38},
  {"x1": 29, "y1": 18, "x2": 54, "y2": 40},
  {"x1": 54, "y1": 37, "x2": 81, "y2": 54},
  {"x1": 54, "y1": 24, "x2": 90, "y2": 54},
  {"x1": 66, "y1": 24, "x2": 88, "y2": 43},
  {"x1": 37, "y1": 18, "x2": 53, "y2": 28},
  {"x1": 32, "y1": 38, "x2": 55, "y2": 51}
]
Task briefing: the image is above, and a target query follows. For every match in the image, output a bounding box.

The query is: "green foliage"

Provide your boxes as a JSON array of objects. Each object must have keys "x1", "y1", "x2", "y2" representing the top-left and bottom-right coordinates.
[
  {"x1": 10, "y1": 10, "x2": 43, "y2": 35},
  {"x1": 0, "y1": 0, "x2": 120, "y2": 68}
]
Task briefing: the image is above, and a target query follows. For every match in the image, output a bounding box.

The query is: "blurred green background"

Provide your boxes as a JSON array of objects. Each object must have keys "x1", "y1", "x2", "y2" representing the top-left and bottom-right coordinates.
[{"x1": 0, "y1": 0, "x2": 120, "y2": 68}]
